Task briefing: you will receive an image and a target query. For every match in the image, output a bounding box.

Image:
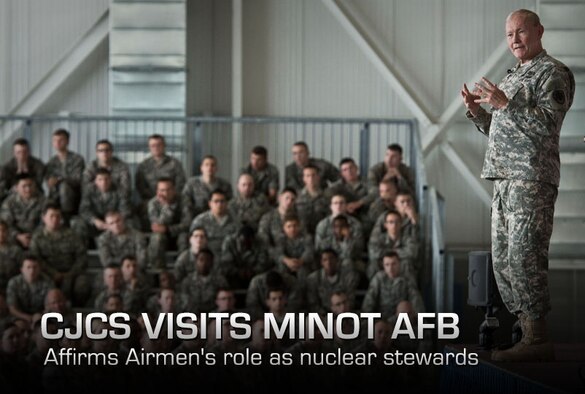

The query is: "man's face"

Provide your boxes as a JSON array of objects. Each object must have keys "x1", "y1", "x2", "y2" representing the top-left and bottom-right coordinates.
[
  {"x1": 209, "y1": 193, "x2": 227, "y2": 216},
  {"x1": 292, "y1": 145, "x2": 309, "y2": 167},
  {"x1": 104, "y1": 268, "x2": 122, "y2": 290},
  {"x1": 278, "y1": 191, "x2": 296, "y2": 211},
  {"x1": 283, "y1": 220, "x2": 300, "y2": 239},
  {"x1": 21, "y1": 260, "x2": 40, "y2": 283},
  {"x1": 373, "y1": 321, "x2": 392, "y2": 350},
  {"x1": 302, "y1": 168, "x2": 319, "y2": 189},
  {"x1": 200, "y1": 158, "x2": 217, "y2": 177},
  {"x1": 43, "y1": 208, "x2": 62, "y2": 231},
  {"x1": 332, "y1": 219, "x2": 348, "y2": 239},
  {"x1": 250, "y1": 153, "x2": 266, "y2": 171},
  {"x1": 190, "y1": 229, "x2": 208, "y2": 251},
  {"x1": 385, "y1": 149, "x2": 402, "y2": 168},
  {"x1": 379, "y1": 182, "x2": 397, "y2": 201},
  {"x1": 321, "y1": 252, "x2": 338, "y2": 276},
  {"x1": 330, "y1": 195, "x2": 347, "y2": 216},
  {"x1": 216, "y1": 290, "x2": 235, "y2": 312},
  {"x1": 106, "y1": 213, "x2": 125, "y2": 235},
  {"x1": 340, "y1": 162, "x2": 358, "y2": 183},
  {"x1": 384, "y1": 213, "x2": 401, "y2": 235},
  {"x1": 395, "y1": 194, "x2": 413, "y2": 216},
  {"x1": 1, "y1": 326, "x2": 23, "y2": 355},
  {"x1": 383, "y1": 256, "x2": 400, "y2": 278},
  {"x1": 16, "y1": 179, "x2": 35, "y2": 199},
  {"x1": 148, "y1": 137, "x2": 165, "y2": 158},
  {"x1": 196, "y1": 253, "x2": 213, "y2": 275},
  {"x1": 330, "y1": 293, "x2": 350, "y2": 315},
  {"x1": 95, "y1": 174, "x2": 111, "y2": 192},
  {"x1": 96, "y1": 143, "x2": 113, "y2": 164},
  {"x1": 158, "y1": 289, "x2": 175, "y2": 313},
  {"x1": 45, "y1": 290, "x2": 67, "y2": 313},
  {"x1": 238, "y1": 174, "x2": 255, "y2": 198},
  {"x1": 121, "y1": 259, "x2": 137, "y2": 281},
  {"x1": 13, "y1": 144, "x2": 29, "y2": 163},
  {"x1": 52, "y1": 134, "x2": 68, "y2": 152},
  {"x1": 156, "y1": 181, "x2": 176, "y2": 204},
  {"x1": 266, "y1": 291, "x2": 286, "y2": 313},
  {"x1": 506, "y1": 13, "x2": 544, "y2": 64}
]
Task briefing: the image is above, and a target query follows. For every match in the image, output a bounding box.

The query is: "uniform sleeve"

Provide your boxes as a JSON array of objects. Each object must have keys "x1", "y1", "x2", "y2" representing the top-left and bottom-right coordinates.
[
  {"x1": 361, "y1": 276, "x2": 380, "y2": 313},
  {"x1": 505, "y1": 67, "x2": 574, "y2": 138}
]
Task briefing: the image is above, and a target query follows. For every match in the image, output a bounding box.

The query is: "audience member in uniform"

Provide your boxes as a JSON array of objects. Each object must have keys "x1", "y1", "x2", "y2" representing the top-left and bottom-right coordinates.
[
  {"x1": 361, "y1": 252, "x2": 424, "y2": 317},
  {"x1": 295, "y1": 164, "x2": 330, "y2": 235},
  {"x1": 82, "y1": 139, "x2": 131, "y2": 199},
  {"x1": 44, "y1": 128, "x2": 85, "y2": 221},
  {"x1": 6, "y1": 255, "x2": 54, "y2": 323},
  {"x1": 147, "y1": 177, "x2": 190, "y2": 268},
  {"x1": 74, "y1": 167, "x2": 132, "y2": 247},
  {"x1": 0, "y1": 138, "x2": 46, "y2": 195},
  {"x1": 285, "y1": 141, "x2": 340, "y2": 191},
  {"x1": 0, "y1": 174, "x2": 46, "y2": 249},
  {"x1": 189, "y1": 190, "x2": 240, "y2": 261},
  {"x1": 182, "y1": 155, "x2": 233, "y2": 221},
  {"x1": 367, "y1": 143, "x2": 415, "y2": 195},
  {"x1": 174, "y1": 227, "x2": 208, "y2": 284},
  {"x1": 367, "y1": 210, "x2": 419, "y2": 281},
  {"x1": 30, "y1": 204, "x2": 89, "y2": 306},
  {"x1": 240, "y1": 145, "x2": 280, "y2": 205}
]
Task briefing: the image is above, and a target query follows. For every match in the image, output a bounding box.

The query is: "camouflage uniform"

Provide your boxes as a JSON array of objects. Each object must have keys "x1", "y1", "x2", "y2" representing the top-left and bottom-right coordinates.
[
  {"x1": 306, "y1": 268, "x2": 360, "y2": 314},
  {"x1": 29, "y1": 227, "x2": 89, "y2": 303},
  {"x1": 369, "y1": 213, "x2": 419, "y2": 241},
  {"x1": 367, "y1": 162, "x2": 415, "y2": 195},
  {"x1": 82, "y1": 157, "x2": 132, "y2": 199},
  {"x1": 228, "y1": 193, "x2": 270, "y2": 230},
  {"x1": 295, "y1": 188, "x2": 329, "y2": 235},
  {"x1": 367, "y1": 230, "x2": 419, "y2": 281},
  {"x1": 246, "y1": 267, "x2": 308, "y2": 318},
  {"x1": 361, "y1": 271, "x2": 424, "y2": 317},
  {"x1": 285, "y1": 158, "x2": 340, "y2": 191},
  {"x1": 325, "y1": 178, "x2": 375, "y2": 223},
  {"x1": 272, "y1": 234, "x2": 315, "y2": 271},
  {"x1": 173, "y1": 249, "x2": 197, "y2": 284},
  {"x1": 135, "y1": 155, "x2": 186, "y2": 202},
  {"x1": 93, "y1": 288, "x2": 143, "y2": 314},
  {"x1": 317, "y1": 236, "x2": 363, "y2": 271},
  {"x1": 147, "y1": 196, "x2": 190, "y2": 268},
  {"x1": 189, "y1": 211, "x2": 240, "y2": 261},
  {"x1": 0, "y1": 193, "x2": 46, "y2": 242},
  {"x1": 220, "y1": 233, "x2": 271, "y2": 286},
  {"x1": 45, "y1": 151, "x2": 85, "y2": 215},
  {"x1": 240, "y1": 163, "x2": 280, "y2": 198},
  {"x1": 97, "y1": 228, "x2": 148, "y2": 269},
  {"x1": 180, "y1": 271, "x2": 228, "y2": 313},
  {"x1": 1, "y1": 156, "x2": 46, "y2": 194},
  {"x1": 6, "y1": 273, "x2": 54, "y2": 314},
  {"x1": 315, "y1": 214, "x2": 365, "y2": 254},
  {"x1": 73, "y1": 184, "x2": 131, "y2": 244},
  {"x1": 258, "y1": 208, "x2": 304, "y2": 247},
  {"x1": 467, "y1": 50, "x2": 574, "y2": 320},
  {"x1": 182, "y1": 176, "x2": 233, "y2": 220},
  {"x1": 0, "y1": 243, "x2": 22, "y2": 290},
  {"x1": 366, "y1": 198, "x2": 395, "y2": 233}
]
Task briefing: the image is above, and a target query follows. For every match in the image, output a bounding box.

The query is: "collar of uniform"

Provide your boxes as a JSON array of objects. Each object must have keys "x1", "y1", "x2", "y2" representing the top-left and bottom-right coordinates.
[{"x1": 512, "y1": 49, "x2": 548, "y2": 75}]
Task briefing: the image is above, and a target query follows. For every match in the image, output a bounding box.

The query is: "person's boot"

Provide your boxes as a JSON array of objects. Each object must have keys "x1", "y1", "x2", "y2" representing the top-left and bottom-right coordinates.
[{"x1": 492, "y1": 315, "x2": 554, "y2": 362}]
